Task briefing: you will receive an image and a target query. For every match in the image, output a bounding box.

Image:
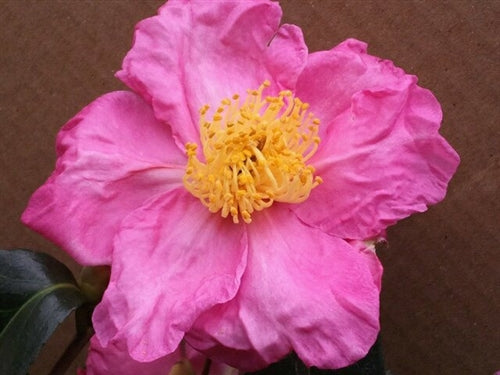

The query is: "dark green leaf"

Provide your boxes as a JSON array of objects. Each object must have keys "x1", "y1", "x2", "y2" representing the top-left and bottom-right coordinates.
[
  {"x1": 0, "y1": 249, "x2": 77, "y2": 317},
  {"x1": 0, "y1": 249, "x2": 86, "y2": 375}
]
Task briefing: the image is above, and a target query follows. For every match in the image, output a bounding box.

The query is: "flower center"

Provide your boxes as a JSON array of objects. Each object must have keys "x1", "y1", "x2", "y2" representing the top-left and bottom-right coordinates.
[{"x1": 183, "y1": 80, "x2": 322, "y2": 224}]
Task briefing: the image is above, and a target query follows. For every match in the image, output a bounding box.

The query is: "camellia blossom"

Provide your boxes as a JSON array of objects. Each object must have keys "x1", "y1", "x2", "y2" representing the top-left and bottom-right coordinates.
[{"x1": 22, "y1": 0, "x2": 459, "y2": 372}]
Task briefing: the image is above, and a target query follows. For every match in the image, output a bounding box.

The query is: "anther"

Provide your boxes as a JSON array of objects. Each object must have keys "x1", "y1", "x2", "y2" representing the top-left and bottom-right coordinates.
[{"x1": 183, "y1": 81, "x2": 322, "y2": 224}]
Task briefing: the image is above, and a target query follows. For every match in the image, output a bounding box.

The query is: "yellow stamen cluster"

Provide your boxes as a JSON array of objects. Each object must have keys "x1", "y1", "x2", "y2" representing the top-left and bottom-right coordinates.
[{"x1": 183, "y1": 80, "x2": 322, "y2": 224}]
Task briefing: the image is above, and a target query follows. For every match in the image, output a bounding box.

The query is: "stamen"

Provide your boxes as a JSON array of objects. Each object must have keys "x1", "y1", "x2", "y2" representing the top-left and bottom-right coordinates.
[{"x1": 183, "y1": 81, "x2": 322, "y2": 224}]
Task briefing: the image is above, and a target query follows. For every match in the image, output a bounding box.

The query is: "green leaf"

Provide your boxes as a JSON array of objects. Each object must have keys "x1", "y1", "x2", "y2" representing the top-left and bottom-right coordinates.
[{"x1": 0, "y1": 249, "x2": 86, "y2": 375}]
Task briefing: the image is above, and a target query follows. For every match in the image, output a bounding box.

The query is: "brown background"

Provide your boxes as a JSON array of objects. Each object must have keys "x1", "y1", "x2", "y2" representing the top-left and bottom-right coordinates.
[{"x1": 1, "y1": 1, "x2": 499, "y2": 374}]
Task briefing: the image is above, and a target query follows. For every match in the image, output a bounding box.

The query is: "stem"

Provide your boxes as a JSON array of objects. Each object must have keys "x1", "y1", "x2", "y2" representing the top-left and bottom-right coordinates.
[
  {"x1": 50, "y1": 326, "x2": 94, "y2": 375},
  {"x1": 50, "y1": 304, "x2": 94, "y2": 375},
  {"x1": 201, "y1": 358, "x2": 212, "y2": 375}
]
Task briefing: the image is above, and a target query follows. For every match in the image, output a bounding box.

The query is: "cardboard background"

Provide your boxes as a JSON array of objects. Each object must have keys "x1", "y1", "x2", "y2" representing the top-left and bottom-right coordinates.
[{"x1": 1, "y1": 1, "x2": 498, "y2": 374}]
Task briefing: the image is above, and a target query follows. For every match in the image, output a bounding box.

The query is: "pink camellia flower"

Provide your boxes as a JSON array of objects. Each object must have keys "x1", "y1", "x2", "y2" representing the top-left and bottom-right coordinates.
[{"x1": 22, "y1": 0, "x2": 459, "y2": 371}]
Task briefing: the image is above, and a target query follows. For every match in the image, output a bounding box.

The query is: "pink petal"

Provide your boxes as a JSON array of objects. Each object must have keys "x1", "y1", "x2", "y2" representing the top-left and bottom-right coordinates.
[
  {"x1": 84, "y1": 335, "x2": 235, "y2": 375},
  {"x1": 293, "y1": 40, "x2": 459, "y2": 239},
  {"x1": 117, "y1": 0, "x2": 307, "y2": 146},
  {"x1": 93, "y1": 188, "x2": 247, "y2": 362},
  {"x1": 21, "y1": 91, "x2": 185, "y2": 265},
  {"x1": 84, "y1": 335, "x2": 182, "y2": 375},
  {"x1": 187, "y1": 206, "x2": 382, "y2": 370},
  {"x1": 296, "y1": 39, "x2": 405, "y2": 138}
]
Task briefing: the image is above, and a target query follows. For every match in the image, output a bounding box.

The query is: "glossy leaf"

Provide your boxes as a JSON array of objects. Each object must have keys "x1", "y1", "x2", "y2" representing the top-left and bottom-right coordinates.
[{"x1": 0, "y1": 249, "x2": 86, "y2": 375}]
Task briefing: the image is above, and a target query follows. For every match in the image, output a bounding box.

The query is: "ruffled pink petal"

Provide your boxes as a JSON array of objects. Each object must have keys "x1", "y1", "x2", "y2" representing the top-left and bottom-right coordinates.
[
  {"x1": 93, "y1": 188, "x2": 247, "y2": 362},
  {"x1": 117, "y1": 0, "x2": 307, "y2": 146},
  {"x1": 296, "y1": 39, "x2": 405, "y2": 138},
  {"x1": 187, "y1": 206, "x2": 382, "y2": 371},
  {"x1": 293, "y1": 39, "x2": 459, "y2": 239},
  {"x1": 84, "y1": 335, "x2": 182, "y2": 375},
  {"x1": 83, "y1": 335, "x2": 235, "y2": 375},
  {"x1": 22, "y1": 91, "x2": 185, "y2": 265}
]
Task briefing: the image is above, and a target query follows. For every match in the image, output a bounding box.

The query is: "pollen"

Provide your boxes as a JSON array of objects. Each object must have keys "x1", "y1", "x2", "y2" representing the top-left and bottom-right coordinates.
[{"x1": 183, "y1": 81, "x2": 322, "y2": 224}]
